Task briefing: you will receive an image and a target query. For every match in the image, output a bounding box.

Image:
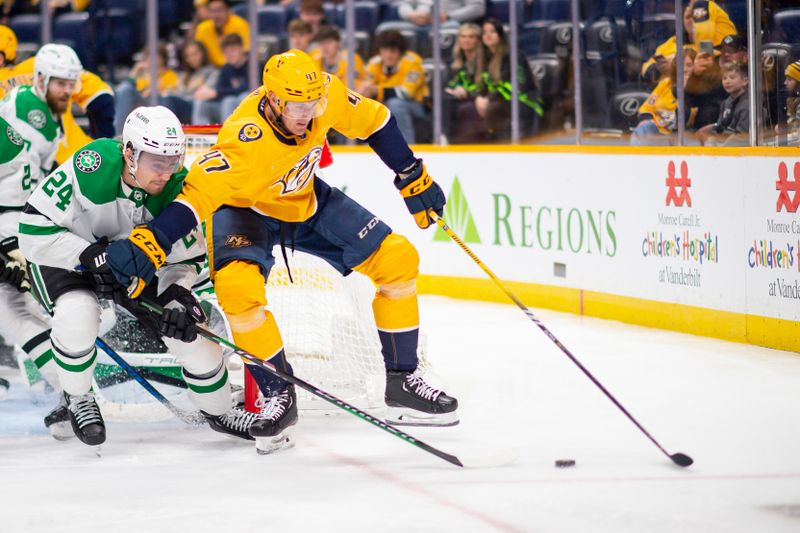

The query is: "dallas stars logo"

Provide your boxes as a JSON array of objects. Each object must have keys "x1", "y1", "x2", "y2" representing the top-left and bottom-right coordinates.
[
  {"x1": 27, "y1": 109, "x2": 46, "y2": 129},
  {"x1": 6, "y1": 126, "x2": 23, "y2": 146},
  {"x1": 75, "y1": 149, "x2": 102, "y2": 173}
]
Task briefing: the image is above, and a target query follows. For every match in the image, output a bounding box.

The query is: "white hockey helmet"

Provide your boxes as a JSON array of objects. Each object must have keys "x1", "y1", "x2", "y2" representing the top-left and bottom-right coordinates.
[
  {"x1": 122, "y1": 105, "x2": 186, "y2": 175},
  {"x1": 33, "y1": 43, "x2": 82, "y2": 94}
]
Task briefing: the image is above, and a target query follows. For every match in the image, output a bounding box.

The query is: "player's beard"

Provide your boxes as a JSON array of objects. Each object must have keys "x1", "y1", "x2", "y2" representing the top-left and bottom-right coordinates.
[{"x1": 46, "y1": 91, "x2": 70, "y2": 115}]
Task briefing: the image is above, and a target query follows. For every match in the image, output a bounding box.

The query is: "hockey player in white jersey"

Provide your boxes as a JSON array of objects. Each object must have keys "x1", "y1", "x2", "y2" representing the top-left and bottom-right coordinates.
[
  {"x1": 0, "y1": 97, "x2": 67, "y2": 436},
  {"x1": 0, "y1": 43, "x2": 79, "y2": 184},
  {"x1": 18, "y1": 106, "x2": 255, "y2": 446}
]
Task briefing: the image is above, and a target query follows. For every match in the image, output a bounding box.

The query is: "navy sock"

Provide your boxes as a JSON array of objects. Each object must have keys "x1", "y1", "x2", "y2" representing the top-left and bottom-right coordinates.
[
  {"x1": 377, "y1": 328, "x2": 419, "y2": 372},
  {"x1": 246, "y1": 349, "x2": 293, "y2": 397}
]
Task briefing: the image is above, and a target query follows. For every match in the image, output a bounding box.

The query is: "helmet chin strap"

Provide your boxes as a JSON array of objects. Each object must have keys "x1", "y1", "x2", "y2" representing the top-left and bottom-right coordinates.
[{"x1": 125, "y1": 148, "x2": 146, "y2": 189}]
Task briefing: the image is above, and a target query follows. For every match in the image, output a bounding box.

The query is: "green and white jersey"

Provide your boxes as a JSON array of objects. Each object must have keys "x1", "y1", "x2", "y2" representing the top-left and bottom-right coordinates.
[
  {"x1": 19, "y1": 138, "x2": 206, "y2": 280},
  {"x1": 0, "y1": 86, "x2": 62, "y2": 188},
  {"x1": 0, "y1": 115, "x2": 37, "y2": 240}
]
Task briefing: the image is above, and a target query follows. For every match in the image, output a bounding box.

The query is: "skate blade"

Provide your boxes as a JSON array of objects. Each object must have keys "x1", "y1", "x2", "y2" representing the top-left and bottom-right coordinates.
[
  {"x1": 384, "y1": 407, "x2": 459, "y2": 427},
  {"x1": 93, "y1": 445, "x2": 102, "y2": 458},
  {"x1": 255, "y1": 429, "x2": 295, "y2": 455}
]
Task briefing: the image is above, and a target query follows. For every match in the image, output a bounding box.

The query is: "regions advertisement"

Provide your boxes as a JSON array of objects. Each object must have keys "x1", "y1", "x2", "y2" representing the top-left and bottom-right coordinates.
[{"x1": 323, "y1": 151, "x2": 747, "y2": 314}]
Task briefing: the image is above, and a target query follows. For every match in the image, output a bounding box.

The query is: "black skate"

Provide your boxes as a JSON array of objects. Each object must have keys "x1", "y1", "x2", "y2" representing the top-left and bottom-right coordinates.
[
  {"x1": 44, "y1": 394, "x2": 74, "y2": 441},
  {"x1": 0, "y1": 376, "x2": 8, "y2": 399},
  {"x1": 203, "y1": 406, "x2": 257, "y2": 441},
  {"x1": 248, "y1": 385, "x2": 298, "y2": 455},
  {"x1": 64, "y1": 391, "x2": 106, "y2": 446},
  {"x1": 385, "y1": 370, "x2": 459, "y2": 427}
]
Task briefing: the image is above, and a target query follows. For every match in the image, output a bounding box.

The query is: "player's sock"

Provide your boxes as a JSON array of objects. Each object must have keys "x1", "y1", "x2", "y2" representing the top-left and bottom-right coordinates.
[
  {"x1": 245, "y1": 348, "x2": 293, "y2": 397},
  {"x1": 384, "y1": 369, "x2": 459, "y2": 427},
  {"x1": 377, "y1": 328, "x2": 419, "y2": 371},
  {"x1": 249, "y1": 384, "x2": 298, "y2": 455},
  {"x1": 64, "y1": 391, "x2": 106, "y2": 446}
]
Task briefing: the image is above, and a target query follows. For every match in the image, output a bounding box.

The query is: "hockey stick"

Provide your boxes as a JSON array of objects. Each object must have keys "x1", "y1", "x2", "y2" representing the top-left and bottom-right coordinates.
[
  {"x1": 0, "y1": 250, "x2": 206, "y2": 427},
  {"x1": 138, "y1": 299, "x2": 467, "y2": 468},
  {"x1": 94, "y1": 337, "x2": 206, "y2": 426},
  {"x1": 429, "y1": 211, "x2": 693, "y2": 468}
]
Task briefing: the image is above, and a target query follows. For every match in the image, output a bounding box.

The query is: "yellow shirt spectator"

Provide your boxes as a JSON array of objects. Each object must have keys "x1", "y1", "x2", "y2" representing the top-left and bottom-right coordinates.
[
  {"x1": 194, "y1": 7, "x2": 251, "y2": 67},
  {"x1": 135, "y1": 69, "x2": 180, "y2": 97},
  {"x1": 364, "y1": 51, "x2": 427, "y2": 104}
]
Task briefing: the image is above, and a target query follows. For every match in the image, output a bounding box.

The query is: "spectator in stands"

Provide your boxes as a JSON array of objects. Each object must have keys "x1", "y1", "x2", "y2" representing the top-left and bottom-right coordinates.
[
  {"x1": 389, "y1": 0, "x2": 485, "y2": 30},
  {"x1": 631, "y1": 48, "x2": 697, "y2": 146},
  {"x1": 310, "y1": 25, "x2": 365, "y2": 88},
  {"x1": 193, "y1": 33, "x2": 250, "y2": 124},
  {"x1": 113, "y1": 45, "x2": 180, "y2": 133},
  {"x1": 444, "y1": 22, "x2": 486, "y2": 143},
  {"x1": 641, "y1": 2, "x2": 735, "y2": 86},
  {"x1": 786, "y1": 61, "x2": 800, "y2": 142},
  {"x1": 717, "y1": 34, "x2": 747, "y2": 67},
  {"x1": 287, "y1": 20, "x2": 315, "y2": 54},
  {"x1": 695, "y1": 62, "x2": 749, "y2": 145},
  {"x1": 194, "y1": 0, "x2": 251, "y2": 67},
  {"x1": 473, "y1": 18, "x2": 541, "y2": 141},
  {"x1": 358, "y1": 30, "x2": 428, "y2": 144},
  {"x1": 161, "y1": 41, "x2": 219, "y2": 123},
  {"x1": 298, "y1": 0, "x2": 326, "y2": 39}
]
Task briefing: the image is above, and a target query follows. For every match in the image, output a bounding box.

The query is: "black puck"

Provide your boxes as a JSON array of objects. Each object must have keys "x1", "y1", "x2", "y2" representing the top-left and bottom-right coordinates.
[{"x1": 555, "y1": 459, "x2": 576, "y2": 468}]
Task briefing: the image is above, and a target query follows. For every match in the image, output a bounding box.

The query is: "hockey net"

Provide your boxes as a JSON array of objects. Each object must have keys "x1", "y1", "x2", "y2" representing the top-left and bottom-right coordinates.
[{"x1": 182, "y1": 125, "x2": 428, "y2": 412}]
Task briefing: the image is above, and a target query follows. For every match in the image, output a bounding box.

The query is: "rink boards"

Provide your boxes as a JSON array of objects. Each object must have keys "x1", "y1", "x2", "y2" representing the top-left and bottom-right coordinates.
[{"x1": 316, "y1": 145, "x2": 800, "y2": 353}]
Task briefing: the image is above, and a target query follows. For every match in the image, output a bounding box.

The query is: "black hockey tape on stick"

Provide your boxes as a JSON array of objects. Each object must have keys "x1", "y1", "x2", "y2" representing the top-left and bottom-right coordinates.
[
  {"x1": 139, "y1": 298, "x2": 468, "y2": 468},
  {"x1": 429, "y1": 210, "x2": 693, "y2": 468}
]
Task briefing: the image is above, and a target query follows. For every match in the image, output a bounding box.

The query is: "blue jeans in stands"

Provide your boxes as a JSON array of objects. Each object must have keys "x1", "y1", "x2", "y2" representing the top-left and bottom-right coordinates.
[{"x1": 384, "y1": 97, "x2": 428, "y2": 145}]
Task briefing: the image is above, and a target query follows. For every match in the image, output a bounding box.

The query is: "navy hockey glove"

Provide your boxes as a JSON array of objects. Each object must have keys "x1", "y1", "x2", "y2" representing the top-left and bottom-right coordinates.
[
  {"x1": 0, "y1": 237, "x2": 29, "y2": 292},
  {"x1": 106, "y1": 225, "x2": 171, "y2": 298},
  {"x1": 79, "y1": 238, "x2": 126, "y2": 303},
  {"x1": 156, "y1": 285, "x2": 206, "y2": 343},
  {"x1": 394, "y1": 159, "x2": 445, "y2": 229}
]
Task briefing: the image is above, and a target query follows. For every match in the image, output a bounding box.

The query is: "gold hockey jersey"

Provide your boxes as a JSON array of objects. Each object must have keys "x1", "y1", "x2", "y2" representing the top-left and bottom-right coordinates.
[{"x1": 179, "y1": 74, "x2": 389, "y2": 224}]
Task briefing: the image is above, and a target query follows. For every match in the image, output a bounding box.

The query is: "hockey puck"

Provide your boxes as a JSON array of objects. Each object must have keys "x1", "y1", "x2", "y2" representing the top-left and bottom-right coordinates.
[{"x1": 555, "y1": 459, "x2": 576, "y2": 468}]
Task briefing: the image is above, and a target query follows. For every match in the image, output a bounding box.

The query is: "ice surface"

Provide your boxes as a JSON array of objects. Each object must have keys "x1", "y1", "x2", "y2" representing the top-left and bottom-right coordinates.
[{"x1": 2, "y1": 296, "x2": 799, "y2": 533}]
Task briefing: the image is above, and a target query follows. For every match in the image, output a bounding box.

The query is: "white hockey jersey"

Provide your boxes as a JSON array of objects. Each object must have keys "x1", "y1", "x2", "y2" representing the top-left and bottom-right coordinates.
[
  {"x1": 0, "y1": 86, "x2": 62, "y2": 190},
  {"x1": 19, "y1": 138, "x2": 206, "y2": 287},
  {"x1": 0, "y1": 115, "x2": 37, "y2": 240}
]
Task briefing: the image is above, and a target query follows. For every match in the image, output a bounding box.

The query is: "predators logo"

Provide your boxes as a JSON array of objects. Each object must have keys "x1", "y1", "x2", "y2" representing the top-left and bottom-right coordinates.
[
  {"x1": 238, "y1": 123, "x2": 262, "y2": 142},
  {"x1": 225, "y1": 234, "x2": 252, "y2": 248},
  {"x1": 272, "y1": 146, "x2": 322, "y2": 195}
]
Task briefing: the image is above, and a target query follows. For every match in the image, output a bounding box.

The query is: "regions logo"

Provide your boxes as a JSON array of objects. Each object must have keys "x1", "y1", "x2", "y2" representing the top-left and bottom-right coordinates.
[
  {"x1": 27, "y1": 109, "x2": 46, "y2": 129},
  {"x1": 665, "y1": 160, "x2": 692, "y2": 207},
  {"x1": 225, "y1": 234, "x2": 252, "y2": 248},
  {"x1": 75, "y1": 149, "x2": 102, "y2": 173},
  {"x1": 6, "y1": 125, "x2": 23, "y2": 146},
  {"x1": 238, "y1": 123, "x2": 262, "y2": 143},
  {"x1": 776, "y1": 161, "x2": 800, "y2": 213}
]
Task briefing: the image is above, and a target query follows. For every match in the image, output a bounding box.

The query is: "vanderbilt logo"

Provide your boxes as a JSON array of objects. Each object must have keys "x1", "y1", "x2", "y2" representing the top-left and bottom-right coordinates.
[
  {"x1": 273, "y1": 146, "x2": 322, "y2": 195},
  {"x1": 225, "y1": 234, "x2": 252, "y2": 248}
]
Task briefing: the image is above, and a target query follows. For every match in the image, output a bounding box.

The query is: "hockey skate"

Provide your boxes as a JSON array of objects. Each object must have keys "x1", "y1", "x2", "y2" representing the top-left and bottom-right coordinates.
[
  {"x1": 64, "y1": 391, "x2": 106, "y2": 446},
  {"x1": 384, "y1": 369, "x2": 459, "y2": 427},
  {"x1": 44, "y1": 394, "x2": 74, "y2": 441},
  {"x1": 0, "y1": 376, "x2": 8, "y2": 400},
  {"x1": 203, "y1": 406, "x2": 257, "y2": 441},
  {"x1": 249, "y1": 385, "x2": 298, "y2": 455}
]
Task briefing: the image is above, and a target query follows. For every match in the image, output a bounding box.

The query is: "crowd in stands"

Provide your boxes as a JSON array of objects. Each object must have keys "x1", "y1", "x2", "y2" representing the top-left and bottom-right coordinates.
[{"x1": 1, "y1": 0, "x2": 800, "y2": 145}]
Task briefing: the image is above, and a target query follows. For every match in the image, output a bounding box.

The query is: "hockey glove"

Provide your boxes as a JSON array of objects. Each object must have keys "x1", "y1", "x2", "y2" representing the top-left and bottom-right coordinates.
[
  {"x1": 393, "y1": 159, "x2": 446, "y2": 229},
  {"x1": 156, "y1": 284, "x2": 206, "y2": 343},
  {"x1": 79, "y1": 238, "x2": 126, "y2": 303},
  {"x1": 0, "y1": 237, "x2": 30, "y2": 292},
  {"x1": 106, "y1": 225, "x2": 171, "y2": 298}
]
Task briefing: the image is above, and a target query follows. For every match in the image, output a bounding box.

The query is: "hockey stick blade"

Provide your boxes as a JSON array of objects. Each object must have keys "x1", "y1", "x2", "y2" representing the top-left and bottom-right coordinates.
[
  {"x1": 430, "y1": 211, "x2": 693, "y2": 468},
  {"x1": 139, "y1": 299, "x2": 470, "y2": 468}
]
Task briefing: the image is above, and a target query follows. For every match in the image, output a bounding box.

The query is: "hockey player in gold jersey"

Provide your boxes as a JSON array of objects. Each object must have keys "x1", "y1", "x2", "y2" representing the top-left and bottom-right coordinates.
[{"x1": 106, "y1": 49, "x2": 458, "y2": 453}]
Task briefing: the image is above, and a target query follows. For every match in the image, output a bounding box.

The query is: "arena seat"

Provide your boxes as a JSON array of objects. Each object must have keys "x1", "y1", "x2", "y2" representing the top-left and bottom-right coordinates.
[
  {"x1": 531, "y1": 0, "x2": 570, "y2": 22},
  {"x1": 258, "y1": 5, "x2": 289, "y2": 39},
  {"x1": 772, "y1": 9, "x2": 800, "y2": 44},
  {"x1": 336, "y1": 2, "x2": 379, "y2": 33},
  {"x1": 54, "y1": 12, "x2": 94, "y2": 69},
  {"x1": 92, "y1": 8, "x2": 140, "y2": 65},
  {"x1": 8, "y1": 14, "x2": 41, "y2": 45},
  {"x1": 540, "y1": 21, "x2": 573, "y2": 60},
  {"x1": 486, "y1": 0, "x2": 525, "y2": 25},
  {"x1": 605, "y1": 88, "x2": 650, "y2": 131}
]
